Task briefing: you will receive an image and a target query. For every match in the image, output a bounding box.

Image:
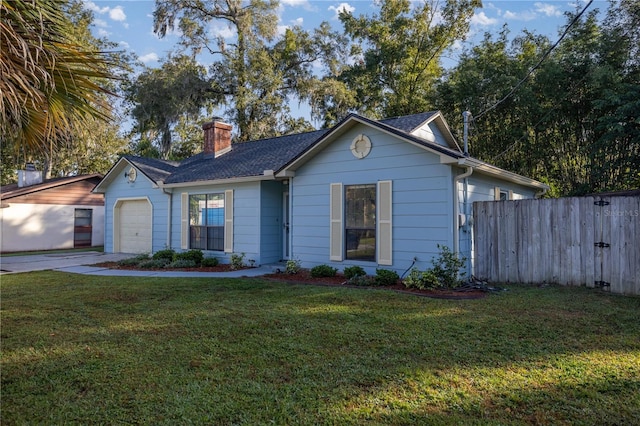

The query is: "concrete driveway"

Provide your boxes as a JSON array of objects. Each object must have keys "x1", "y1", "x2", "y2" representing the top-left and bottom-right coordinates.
[
  {"x1": 0, "y1": 251, "x2": 131, "y2": 274},
  {"x1": 0, "y1": 251, "x2": 276, "y2": 277}
]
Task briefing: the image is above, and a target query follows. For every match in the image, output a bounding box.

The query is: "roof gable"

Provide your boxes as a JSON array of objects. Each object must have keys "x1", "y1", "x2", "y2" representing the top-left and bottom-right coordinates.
[
  {"x1": 93, "y1": 156, "x2": 179, "y2": 193},
  {"x1": 1, "y1": 174, "x2": 103, "y2": 201},
  {"x1": 277, "y1": 112, "x2": 465, "y2": 174}
]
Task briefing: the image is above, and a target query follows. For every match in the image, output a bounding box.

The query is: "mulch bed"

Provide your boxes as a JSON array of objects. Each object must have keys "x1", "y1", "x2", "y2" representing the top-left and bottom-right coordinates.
[
  {"x1": 93, "y1": 262, "x2": 249, "y2": 273},
  {"x1": 93, "y1": 262, "x2": 487, "y2": 299},
  {"x1": 262, "y1": 271, "x2": 488, "y2": 300}
]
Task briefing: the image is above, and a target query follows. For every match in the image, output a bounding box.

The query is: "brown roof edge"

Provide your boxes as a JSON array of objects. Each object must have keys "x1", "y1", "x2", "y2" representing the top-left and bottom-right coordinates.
[{"x1": 0, "y1": 173, "x2": 103, "y2": 200}]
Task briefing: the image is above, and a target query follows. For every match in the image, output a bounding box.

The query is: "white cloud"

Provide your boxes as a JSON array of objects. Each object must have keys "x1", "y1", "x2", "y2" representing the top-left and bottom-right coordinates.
[
  {"x1": 97, "y1": 28, "x2": 111, "y2": 37},
  {"x1": 210, "y1": 22, "x2": 235, "y2": 39},
  {"x1": 109, "y1": 6, "x2": 126, "y2": 22},
  {"x1": 94, "y1": 18, "x2": 108, "y2": 28},
  {"x1": 277, "y1": 25, "x2": 289, "y2": 36},
  {"x1": 471, "y1": 11, "x2": 497, "y2": 26},
  {"x1": 534, "y1": 2, "x2": 562, "y2": 17},
  {"x1": 281, "y1": 0, "x2": 307, "y2": 6},
  {"x1": 328, "y1": 3, "x2": 355, "y2": 20},
  {"x1": 292, "y1": 17, "x2": 304, "y2": 26},
  {"x1": 503, "y1": 10, "x2": 537, "y2": 21},
  {"x1": 83, "y1": 1, "x2": 108, "y2": 14},
  {"x1": 83, "y1": 1, "x2": 128, "y2": 25},
  {"x1": 118, "y1": 41, "x2": 130, "y2": 49},
  {"x1": 139, "y1": 52, "x2": 159, "y2": 63}
]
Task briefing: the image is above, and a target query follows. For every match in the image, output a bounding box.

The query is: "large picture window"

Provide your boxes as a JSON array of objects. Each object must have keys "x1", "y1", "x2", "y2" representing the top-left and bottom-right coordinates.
[
  {"x1": 189, "y1": 193, "x2": 224, "y2": 251},
  {"x1": 345, "y1": 184, "x2": 376, "y2": 261}
]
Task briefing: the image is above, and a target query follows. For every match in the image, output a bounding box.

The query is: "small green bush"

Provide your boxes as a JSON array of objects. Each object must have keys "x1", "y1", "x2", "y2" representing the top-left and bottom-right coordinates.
[
  {"x1": 201, "y1": 257, "x2": 219, "y2": 267},
  {"x1": 166, "y1": 259, "x2": 196, "y2": 269},
  {"x1": 230, "y1": 253, "x2": 245, "y2": 270},
  {"x1": 310, "y1": 264, "x2": 337, "y2": 278},
  {"x1": 374, "y1": 269, "x2": 399, "y2": 286},
  {"x1": 138, "y1": 259, "x2": 169, "y2": 269},
  {"x1": 174, "y1": 250, "x2": 204, "y2": 266},
  {"x1": 153, "y1": 249, "x2": 175, "y2": 262},
  {"x1": 117, "y1": 253, "x2": 149, "y2": 267},
  {"x1": 344, "y1": 265, "x2": 366, "y2": 280},
  {"x1": 403, "y1": 267, "x2": 439, "y2": 289},
  {"x1": 348, "y1": 275, "x2": 374, "y2": 286},
  {"x1": 285, "y1": 258, "x2": 301, "y2": 274},
  {"x1": 431, "y1": 244, "x2": 466, "y2": 288}
]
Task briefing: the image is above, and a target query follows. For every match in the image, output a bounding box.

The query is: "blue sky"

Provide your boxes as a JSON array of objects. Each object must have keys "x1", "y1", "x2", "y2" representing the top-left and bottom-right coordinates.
[{"x1": 84, "y1": 0, "x2": 603, "y2": 70}]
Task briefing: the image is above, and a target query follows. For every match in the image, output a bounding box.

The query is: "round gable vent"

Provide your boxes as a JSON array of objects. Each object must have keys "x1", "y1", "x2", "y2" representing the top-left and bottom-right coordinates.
[{"x1": 350, "y1": 134, "x2": 372, "y2": 159}]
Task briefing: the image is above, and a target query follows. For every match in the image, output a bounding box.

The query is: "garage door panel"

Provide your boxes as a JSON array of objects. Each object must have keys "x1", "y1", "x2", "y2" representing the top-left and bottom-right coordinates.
[{"x1": 118, "y1": 200, "x2": 152, "y2": 253}]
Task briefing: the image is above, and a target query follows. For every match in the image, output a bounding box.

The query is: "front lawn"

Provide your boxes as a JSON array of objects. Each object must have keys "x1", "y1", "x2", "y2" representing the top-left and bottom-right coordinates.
[{"x1": 2, "y1": 273, "x2": 639, "y2": 424}]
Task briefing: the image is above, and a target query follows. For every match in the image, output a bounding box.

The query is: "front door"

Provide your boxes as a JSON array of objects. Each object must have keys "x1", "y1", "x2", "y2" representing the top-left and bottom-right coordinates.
[{"x1": 74, "y1": 208, "x2": 93, "y2": 248}]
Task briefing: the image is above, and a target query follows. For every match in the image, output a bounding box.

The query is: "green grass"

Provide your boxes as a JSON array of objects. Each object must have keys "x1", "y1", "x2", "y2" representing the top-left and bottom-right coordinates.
[{"x1": 2, "y1": 273, "x2": 639, "y2": 425}]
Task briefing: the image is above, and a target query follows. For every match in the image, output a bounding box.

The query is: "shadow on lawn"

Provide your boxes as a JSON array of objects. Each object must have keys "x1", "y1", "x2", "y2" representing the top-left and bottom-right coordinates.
[{"x1": 2, "y1": 275, "x2": 639, "y2": 424}]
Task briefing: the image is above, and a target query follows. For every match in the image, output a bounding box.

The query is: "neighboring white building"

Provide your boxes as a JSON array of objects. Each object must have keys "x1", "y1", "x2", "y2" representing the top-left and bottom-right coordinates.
[{"x1": 0, "y1": 173, "x2": 105, "y2": 253}]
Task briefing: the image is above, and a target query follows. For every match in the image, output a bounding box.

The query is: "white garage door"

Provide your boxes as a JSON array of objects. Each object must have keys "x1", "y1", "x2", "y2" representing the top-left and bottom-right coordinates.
[{"x1": 118, "y1": 199, "x2": 152, "y2": 253}]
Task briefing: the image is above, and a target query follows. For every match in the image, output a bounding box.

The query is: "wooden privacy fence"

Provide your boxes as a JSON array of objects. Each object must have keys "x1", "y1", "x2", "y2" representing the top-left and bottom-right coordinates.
[{"x1": 473, "y1": 195, "x2": 640, "y2": 295}]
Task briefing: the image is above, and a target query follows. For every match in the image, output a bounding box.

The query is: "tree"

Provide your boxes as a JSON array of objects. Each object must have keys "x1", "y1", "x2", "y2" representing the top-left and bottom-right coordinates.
[
  {"x1": 126, "y1": 54, "x2": 213, "y2": 159},
  {"x1": 0, "y1": 0, "x2": 128, "y2": 183},
  {"x1": 1, "y1": 0, "x2": 118, "y2": 153},
  {"x1": 435, "y1": 1, "x2": 639, "y2": 196},
  {"x1": 338, "y1": 0, "x2": 481, "y2": 118},
  {"x1": 153, "y1": 0, "x2": 333, "y2": 141}
]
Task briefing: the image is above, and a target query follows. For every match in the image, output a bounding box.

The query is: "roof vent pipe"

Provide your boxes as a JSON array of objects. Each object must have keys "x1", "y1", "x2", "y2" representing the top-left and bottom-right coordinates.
[{"x1": 462, "y1": 111, "x2": 471, "y2": 156}]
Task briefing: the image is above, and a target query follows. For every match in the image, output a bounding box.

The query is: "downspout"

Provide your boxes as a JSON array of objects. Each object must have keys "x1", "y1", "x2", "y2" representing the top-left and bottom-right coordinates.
[
  {"x1": 535, "y1": 187, "x2": 548, "y2": 198},
  {"x1": 162, "y1": 186, "x2": 173, "y2": 249},
  {"x1": 453, "y1": 162, "x2": 473, "y2": 257},
  {"x1": 288, "y1": 177, "x2": 293, "y2": 260}
]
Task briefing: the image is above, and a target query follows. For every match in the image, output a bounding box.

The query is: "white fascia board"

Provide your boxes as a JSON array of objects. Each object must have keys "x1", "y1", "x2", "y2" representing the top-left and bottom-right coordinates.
[
  {"x1": 92, "y1": 157, "x2": 134, "y2": 193},
  {"x1": 159, "y1": 174, "x2": 275, "y2": 189},
  {"x1": 461, "y1": 158, "x2": 550, "y2": 189},
  {"x1": 280, "y1": 115, "x2": 462, "y2": 173}
]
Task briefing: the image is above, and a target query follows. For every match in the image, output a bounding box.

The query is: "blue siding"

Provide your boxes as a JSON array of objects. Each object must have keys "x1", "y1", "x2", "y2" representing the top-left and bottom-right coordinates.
[
  {"x1": 260, "y1": 180, "x2": 285, "y2": 264},
  {"x1": 291, "y1": 124, "x2": 454, "y2": 275},
  {"x1": 169, "y1": 181, "x2": 265, "y2": 264},
  {"x1": 103, "y1": 162, "x2": 168, "y2": 253}
]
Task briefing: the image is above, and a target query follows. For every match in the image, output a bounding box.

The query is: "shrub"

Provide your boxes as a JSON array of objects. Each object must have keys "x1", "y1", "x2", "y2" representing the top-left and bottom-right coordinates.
[
  {"x1": 348, "y1": 275, "x2": 374, "y2": 286},
  {"x1": 374, "y1": 269, "x2": 399, "y2": 286},
  {"x1": 117, "y1": 253, "x2": 149, "y2": 267},
  {"x1": 152, "y1": 249, "x2": 175, "y2": 262},
  {"x1": 230, "y1": 253, "x2": 245, "y2": 270},
  {"x1": 343, "y1": 265, "x2": 366, "y2": 280},
  {"x1": 174, "y1": 250, "x2": 204, "y2": 266},
  {"x1": 138, "y1": 259, "x2": 169, "y2": 269},
  {"x1": 285, "y1": 258, "x2": 301, "y2": 274},
  {"x1": 310, "y1": 264, "x2": 337, "y2": 278},
  {"x1": 403, "y1": 268, "x2": 439, "y2": 289},
  {"x1": 431, "y1": 244, "x2": 466, "y2": 288},
  {"x1": 201, "y1": 257, "x2": 219, "y2": 267},
  {"x1": 166, "y1": 259, "x2": 196, "y2": 269}
]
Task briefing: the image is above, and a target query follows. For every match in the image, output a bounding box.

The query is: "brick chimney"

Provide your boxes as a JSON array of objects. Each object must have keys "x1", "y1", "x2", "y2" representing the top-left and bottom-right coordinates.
[{"x1": 203, "y1": 119, "x2": 232, "y2": 157}]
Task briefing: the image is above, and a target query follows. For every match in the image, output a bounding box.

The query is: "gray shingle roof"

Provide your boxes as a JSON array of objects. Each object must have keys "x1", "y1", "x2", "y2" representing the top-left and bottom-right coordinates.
[
  {"x1": 124, "y1": 156, "x2": 179, "y2": 182},
  {"x1": 133, "y1": 112, "x2": 456, "y2": 186},
  {"x1": 164, "y1": 129, "x2": 328, "y2": 184},
  {"x1": 378, "y1": 111, "x2": 437, "y2": 132}
]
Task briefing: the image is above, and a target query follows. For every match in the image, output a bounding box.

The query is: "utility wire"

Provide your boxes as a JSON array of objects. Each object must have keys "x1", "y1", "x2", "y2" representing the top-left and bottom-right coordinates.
[{"x1": 474, "y1": 0, "x2": 594, "y2": 120}]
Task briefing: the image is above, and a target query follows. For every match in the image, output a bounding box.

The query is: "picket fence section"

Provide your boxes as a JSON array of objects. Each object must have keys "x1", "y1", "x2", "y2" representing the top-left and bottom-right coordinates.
[{"x1": 473, "y1": 195, "x2": 640, "y2": 295}]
